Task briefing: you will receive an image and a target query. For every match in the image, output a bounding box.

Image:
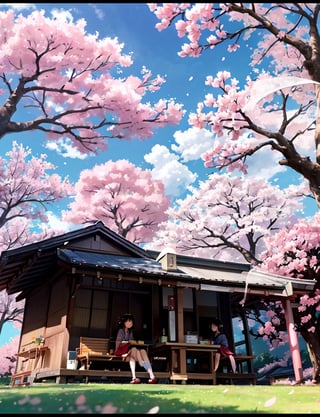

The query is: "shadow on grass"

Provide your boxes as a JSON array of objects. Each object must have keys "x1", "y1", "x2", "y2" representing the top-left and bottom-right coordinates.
[{"x1": 0, "y1": 382, "x2": 283, "y2": 414}]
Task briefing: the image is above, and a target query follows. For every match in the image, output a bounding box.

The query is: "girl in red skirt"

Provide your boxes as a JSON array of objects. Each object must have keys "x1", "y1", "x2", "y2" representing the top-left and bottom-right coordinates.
[
  {"x1": 115, "y1": 313, "x2": 158, "y2": 384},
  {"x1": 209, "y1": 318, "x2": 237, "y2": 373}
]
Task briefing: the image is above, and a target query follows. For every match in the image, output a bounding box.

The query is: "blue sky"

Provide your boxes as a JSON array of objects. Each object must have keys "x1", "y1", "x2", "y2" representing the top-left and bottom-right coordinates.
[
  {"x1": 2, "y1": 2, "x2": 317, "y2": 224},
  {"x1": 0, "y1": 2, "x2": 317, "y2": 352}
]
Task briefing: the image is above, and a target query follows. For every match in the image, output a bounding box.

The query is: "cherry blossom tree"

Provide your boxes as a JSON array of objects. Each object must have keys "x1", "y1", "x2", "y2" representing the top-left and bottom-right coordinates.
[
  {"x1": 0, "y1": 335, "x2": 20, "y2": 376},
  {"x1": 149, "y1": 3, "x2": 320, "y2": 207},
  {"x1": 145, "y1": 173, "x2": 305, "y2": 264},
  {"x1": 149, "y1": 3, "x2": 320, "y2": 382},
  {"x1": 0, "y1": 6, "x2": 183, "y2": 365},
  {"x1": 145, "y1": 172, "x2": 320, "y2": 380},
  {"x1": 258, "y1": 212, "x2": 320, "y2": 382},
  {"x1": 0, "y1": 141, "x2": 73, "y2": 252},
  {"x1": 0, "y1": 291, "x2": 23, "y2": 336},
  {"x1": 62, "y1": 159, "x2": 170, "y2": 245},
  {"x1": 0, "y1": 140, "x2": 73, "y2": 345},
  {"x1": 0, "y1": 8, "x2": 184, "y2": 154},
  {"x1": 0, "y1": 291, "x2": 22, "y2": 375}
]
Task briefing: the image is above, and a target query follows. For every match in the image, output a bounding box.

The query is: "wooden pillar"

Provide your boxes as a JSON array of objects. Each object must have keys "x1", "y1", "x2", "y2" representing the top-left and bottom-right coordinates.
[
  {"x1": 282, "y1": 298, "x2": 303, "y2": 383},
  {"x1": 176, "y1": 287, "x2": 187, "y2": 384},
  {"x1": 176, "y1": 287, "x2": 184, "y2": 343}
]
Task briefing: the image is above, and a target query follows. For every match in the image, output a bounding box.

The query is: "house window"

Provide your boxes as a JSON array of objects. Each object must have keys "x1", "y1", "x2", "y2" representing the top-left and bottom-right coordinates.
[{"x1": 72, "y1": 288, "x2": 108, "y2": 332}]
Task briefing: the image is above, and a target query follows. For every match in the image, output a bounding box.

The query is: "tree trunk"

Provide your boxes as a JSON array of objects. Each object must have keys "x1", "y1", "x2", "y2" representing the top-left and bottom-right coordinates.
[{"x1": 300, "y1": 329, "x2": 320, "y2": 383}]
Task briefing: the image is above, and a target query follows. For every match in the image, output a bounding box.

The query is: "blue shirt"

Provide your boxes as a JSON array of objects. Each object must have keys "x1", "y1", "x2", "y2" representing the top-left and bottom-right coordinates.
[{"x1": 211, "y1": 332, "x2": 229, "y2": 347}]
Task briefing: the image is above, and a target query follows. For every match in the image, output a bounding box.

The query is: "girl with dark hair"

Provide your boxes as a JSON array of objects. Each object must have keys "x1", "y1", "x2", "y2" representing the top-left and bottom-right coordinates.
[
  {"x1": 115, "y1": 313, "x2": 158, "y2": 384},
  {"x1": 209, "y1": 318, "x2": 237, "y2": 373}
]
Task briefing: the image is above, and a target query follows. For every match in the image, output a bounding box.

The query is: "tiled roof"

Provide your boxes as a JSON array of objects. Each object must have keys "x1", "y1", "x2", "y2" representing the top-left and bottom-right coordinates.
[
  {"x1": 0, "y1": 221, "x2": 315, "y2": 298},
  {"x1": 58, "y1": 248, "x2": 186, "y2": 277}
]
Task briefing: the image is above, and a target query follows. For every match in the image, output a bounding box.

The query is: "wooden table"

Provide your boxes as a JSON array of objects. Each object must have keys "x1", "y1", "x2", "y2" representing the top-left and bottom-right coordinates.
[
  {"x1": 151, "y1": 342, "x2": 220, "y2": 384},
  {"x1": 17, "y1": 345, "x2": 49, "y2": 370},
  {"x1": 11, "y1": 345, "x2": 50, "y2": 386}
]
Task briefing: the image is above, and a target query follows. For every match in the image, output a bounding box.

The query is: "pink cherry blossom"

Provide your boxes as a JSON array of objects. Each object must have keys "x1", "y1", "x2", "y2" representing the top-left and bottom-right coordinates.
[{"x1": 62, "y1": 160, "x2": 170, "y2": 245}]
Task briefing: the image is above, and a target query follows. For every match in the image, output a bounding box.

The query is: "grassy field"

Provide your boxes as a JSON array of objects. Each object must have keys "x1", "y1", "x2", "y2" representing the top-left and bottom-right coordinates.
[{"x1": 1, "y1": 381, "x2": 320, "y2": 414}]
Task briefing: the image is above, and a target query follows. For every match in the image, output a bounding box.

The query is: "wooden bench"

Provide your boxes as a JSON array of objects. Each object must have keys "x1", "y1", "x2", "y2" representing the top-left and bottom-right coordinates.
[
  {"x1": 216, "y1": 372, "x2": 257, "y2": 385},
  {"x1": 76, "y1": 337, "x2": 127, "y2": 383},
  {"x1": 220, "y1": 354, "x2": 256, "y2": 371},
  {"x1": 75, "y1": 337, "x2": 170, "y2": 384},
  {"x1": 76, "y1": 337, "x2": 124, "y2": 371},
  {"x1": 217, "y1": 354, "x2": 256, "y2": 385}
]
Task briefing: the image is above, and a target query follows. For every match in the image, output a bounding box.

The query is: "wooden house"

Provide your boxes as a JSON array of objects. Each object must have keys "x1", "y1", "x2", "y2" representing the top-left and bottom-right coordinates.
[{"x1": 0, "y1": 221, "x2": 314, "y2": 385}]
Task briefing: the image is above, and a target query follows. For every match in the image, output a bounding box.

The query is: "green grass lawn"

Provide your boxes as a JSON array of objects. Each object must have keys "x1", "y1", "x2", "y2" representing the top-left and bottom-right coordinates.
[{"x1": 1, "y1": 381, "x2": 320, "y2": 414}]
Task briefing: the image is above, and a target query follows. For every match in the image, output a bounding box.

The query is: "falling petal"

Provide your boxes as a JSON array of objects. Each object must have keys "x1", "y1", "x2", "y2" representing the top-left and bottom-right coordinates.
[
  {"x1": 264, "y1": 397, "x2": 276, "y2": 407},
  {"x1": 75, "y1": 394, "x2": 86, "y2": 405},
  {"x1": 147, "y1": 405, "x2": 160, "y2": 414},
  {"x1": 18, "y1": 396, "x2": 30, "y2": 405},
  {"x1": 101, "y1": 403, "x2": 118, "y2": 413},
  {"x1": 30, "y1": 397, "x2": 41, "y2": 405}
]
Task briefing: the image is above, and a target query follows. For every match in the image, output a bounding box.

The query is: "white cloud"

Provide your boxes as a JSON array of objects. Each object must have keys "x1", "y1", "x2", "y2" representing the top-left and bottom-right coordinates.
[
  {"x1": 45, "y1": 212, "x2": 78, "y2": 233},
  {"x1": 167, "y1": 126, "x2": 284, "y2": 186},
  {"x1": 45, "y1": 138, "x2": 92, "y2": 159},
  {"x1": 1, "y1": 3, "x2": 36, "y2": 11},
  {"x1": 144, "y1": 144, "x2": 197, "y2": 197},
  {"x1": 91, "y1": 4, "x2": 105, "y2": 20},
  {"x1": 171, "y1": 127, "x2": 214, "y2": 162},
  {"x1": 50, "y1": 8, "x2": 74, "y2": 23},
  {"x1": 245, "y1": 146, "x2": 284, "y2": 180}
]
